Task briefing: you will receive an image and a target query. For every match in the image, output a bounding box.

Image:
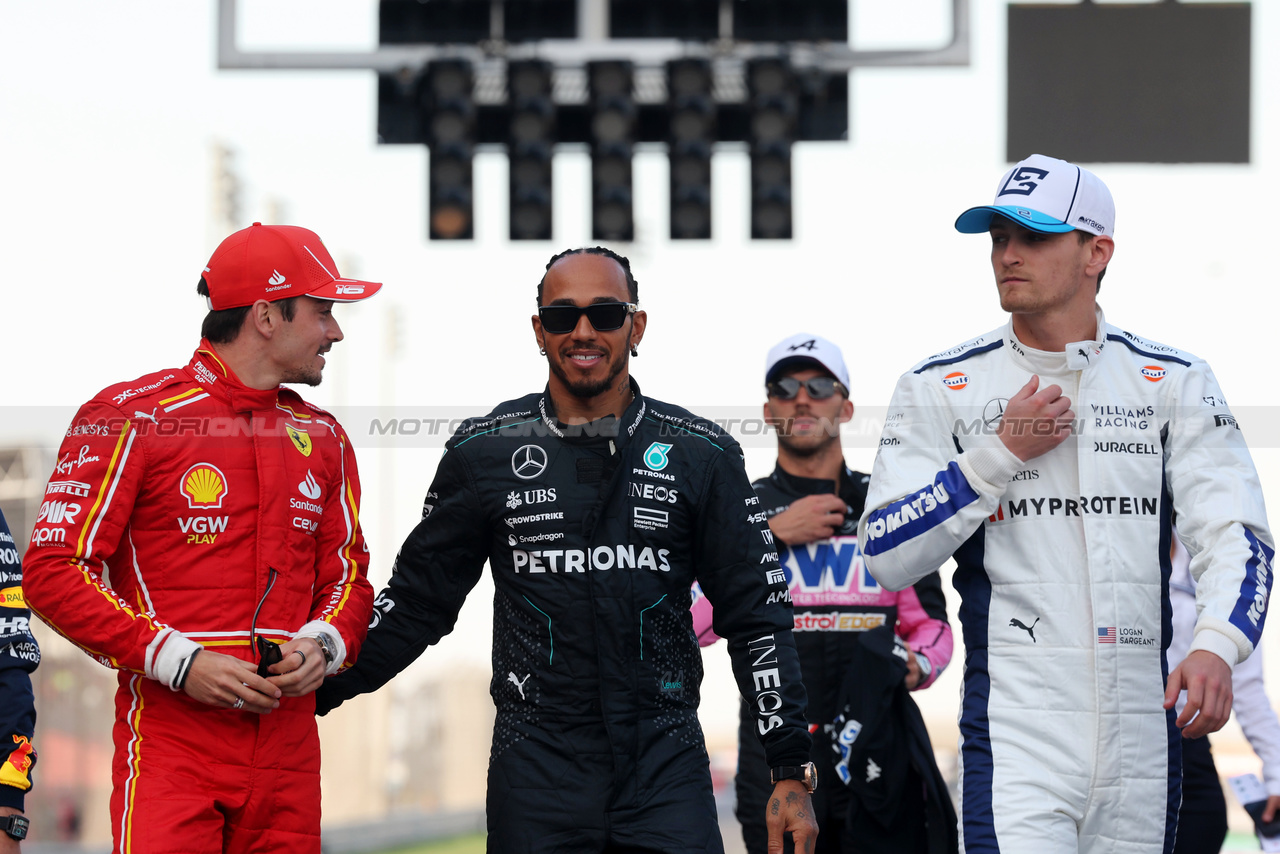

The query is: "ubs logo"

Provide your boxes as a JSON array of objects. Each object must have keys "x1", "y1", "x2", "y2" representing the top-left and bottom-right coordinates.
[
  {"x1": 511, "y1": 445, "x2": 548, "y2": 480},
  {"x1": 999, "y1": 166, "x2": 1049, "y2": 197}
]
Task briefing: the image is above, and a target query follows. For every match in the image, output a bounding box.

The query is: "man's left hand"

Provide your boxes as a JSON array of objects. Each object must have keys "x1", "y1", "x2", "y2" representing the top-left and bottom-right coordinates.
[
  {"x1": 1165, "y1": 649, "x2": 1233, "y2": 739},
  {"x1": 765, "y1": 780, "x2": 818, "y2": 854},
  {"x1": 266, "y1": 637, "x2": 327, "y2": 697}
]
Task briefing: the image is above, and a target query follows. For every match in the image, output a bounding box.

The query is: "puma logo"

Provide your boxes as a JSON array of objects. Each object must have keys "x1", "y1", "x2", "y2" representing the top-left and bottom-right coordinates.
[
  {"x1": 134, "y1": 408, "x2": 159, "y2": 425},
  {"x1": 1010, "y1": 617, "x2": 1040, "y2": 642},
  {"x1": 1077, "y1": 347, "x2": 1090, "y2": 363},
  {"x1": 508, "y1": 672, "x2": 530, "y2": 700}
]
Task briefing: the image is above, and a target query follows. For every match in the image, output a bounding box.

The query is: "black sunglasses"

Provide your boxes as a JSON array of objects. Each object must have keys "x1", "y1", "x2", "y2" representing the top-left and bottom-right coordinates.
[
  {"x1": 538, "y1": 302, "x2": 637, "y2": 335},
  {"x1": 766, "y1": 376, "x2": 847, "y2": 401}
]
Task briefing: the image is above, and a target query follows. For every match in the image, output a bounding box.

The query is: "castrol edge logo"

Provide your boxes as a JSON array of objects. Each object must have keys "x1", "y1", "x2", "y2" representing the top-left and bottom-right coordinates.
[
  {"x1": 1141, "y1": 365, "x2": 1167, "y2": 383},
  {"x1": 181, "y1": 463, "x2": 228, "y2": 509},
  {"x1": 942, "y1": 372, "x2": 969, "y2": 391}
]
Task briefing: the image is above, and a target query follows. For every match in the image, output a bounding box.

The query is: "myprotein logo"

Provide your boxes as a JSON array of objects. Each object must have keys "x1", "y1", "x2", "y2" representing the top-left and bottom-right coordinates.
[{"x1": 988, "y1": 494, "x2": 1158, "y2": 521}]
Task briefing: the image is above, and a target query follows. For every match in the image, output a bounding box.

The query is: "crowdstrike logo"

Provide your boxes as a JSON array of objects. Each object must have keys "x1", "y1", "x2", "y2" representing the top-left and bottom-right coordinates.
[{"x1": 269, "y1": 270, "x2": 287, "y2": 285}]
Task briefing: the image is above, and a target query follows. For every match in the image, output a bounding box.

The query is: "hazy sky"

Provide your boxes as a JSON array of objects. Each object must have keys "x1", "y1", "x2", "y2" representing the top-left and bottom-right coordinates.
[{"x1": 3, "y1": 0, "x2": 1278, "y2": 739}]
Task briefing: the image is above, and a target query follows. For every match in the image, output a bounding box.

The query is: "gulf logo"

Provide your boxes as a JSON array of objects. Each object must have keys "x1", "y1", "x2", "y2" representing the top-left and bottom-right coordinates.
[
  {"x1": 943, "y1": 372, "x2": 969, "y2": 391},
  {"x1": 1141, "y1": 365, "x2": 1167, "y2": 383}
]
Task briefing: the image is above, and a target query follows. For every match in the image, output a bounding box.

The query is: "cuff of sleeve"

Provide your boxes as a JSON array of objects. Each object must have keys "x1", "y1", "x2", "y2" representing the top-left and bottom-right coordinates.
[
  {"x1": 958, "y1": 445, "x2": 1023, "y2": 494},
  {"x1": 912, "y1": 653, "x2": 939, "y2": 690},
  {"x1": 1266, "y1": 778, "x2": 1280, "y2": 799},
  {"x1": 297, "y1": 620, "x2": 347, "y2": 676},
  {"x1": 146, "y1": 629, "x2": 204, "y2": 690},
  {"x1": 0, "y1": 785, "x2": 25, "y2": 811},
  {"x1": 1188, "y1": 628, "x2": 1242, "y2": 668}
]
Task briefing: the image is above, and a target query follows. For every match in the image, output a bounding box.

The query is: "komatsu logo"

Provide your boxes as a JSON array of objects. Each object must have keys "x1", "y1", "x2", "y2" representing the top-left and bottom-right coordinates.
[
  {"x1": 1247, "y1": 541, "x2": 1273, "y2": 628},
  {"x1": 864, "y1": 484, "x2": 951, "y2": 542}
]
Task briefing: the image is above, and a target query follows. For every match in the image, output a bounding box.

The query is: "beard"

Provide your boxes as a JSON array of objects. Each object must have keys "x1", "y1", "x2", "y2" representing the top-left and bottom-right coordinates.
[
  {"x1": 776, "y1": 427, "x2": 839, "y2": 458},
  {"x1": 281, "y1": 366, "x2": 323, "y2": 387},
  {"x1": 548, "y1": 347, "x2": 628, "y2": 400}
]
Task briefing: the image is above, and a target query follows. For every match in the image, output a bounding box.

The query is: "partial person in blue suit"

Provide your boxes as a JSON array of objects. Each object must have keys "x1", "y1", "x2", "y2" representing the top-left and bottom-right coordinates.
[
  {"x1": 858, "y1": 154, "x2": 1274, "y2": 854},
  {"x1": 0, "y1": 508, "x2": 38, "y2": 850}
]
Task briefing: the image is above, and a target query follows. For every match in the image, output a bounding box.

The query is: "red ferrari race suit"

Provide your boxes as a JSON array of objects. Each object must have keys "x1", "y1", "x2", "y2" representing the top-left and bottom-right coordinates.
[{"x1": 24, "y1": 341, "x2": 373, "y2": 854}]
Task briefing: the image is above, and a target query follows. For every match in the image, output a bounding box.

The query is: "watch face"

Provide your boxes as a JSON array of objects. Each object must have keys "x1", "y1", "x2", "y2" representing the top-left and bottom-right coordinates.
[{"x1": 5, "y1": 815, "x2": 29, "y2": 840}]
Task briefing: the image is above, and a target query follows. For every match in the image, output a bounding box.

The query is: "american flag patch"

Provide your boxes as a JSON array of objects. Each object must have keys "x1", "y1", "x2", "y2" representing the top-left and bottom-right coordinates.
[{"x1": 1097, "y1": 627, "x2": 1116, "y2": 644}]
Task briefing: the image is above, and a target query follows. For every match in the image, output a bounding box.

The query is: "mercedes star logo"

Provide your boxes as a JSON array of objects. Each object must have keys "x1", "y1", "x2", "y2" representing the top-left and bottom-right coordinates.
[
  {"x1": 983, "y1": 398, "x2": 1010, "y2": 427},
  {"x1": 511, "y1": 444, "x2": 548, "y2": 480}
]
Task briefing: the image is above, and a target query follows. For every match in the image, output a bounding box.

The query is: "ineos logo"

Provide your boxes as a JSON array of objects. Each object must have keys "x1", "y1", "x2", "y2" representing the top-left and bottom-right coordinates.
[{"x1": 511, "y1": 445, "x2": 548, "y2": 480}]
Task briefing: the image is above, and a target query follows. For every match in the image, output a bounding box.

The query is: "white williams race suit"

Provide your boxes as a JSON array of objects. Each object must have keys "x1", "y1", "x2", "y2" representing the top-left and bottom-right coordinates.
[{"x1": 857, "y1": 308, "x2": 1274, "y2": 854}]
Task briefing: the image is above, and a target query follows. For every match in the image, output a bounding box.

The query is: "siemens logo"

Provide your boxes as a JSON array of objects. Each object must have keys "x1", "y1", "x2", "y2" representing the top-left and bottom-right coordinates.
[{"x1": 512, "y1": 545, "x2": 672, "y2": 574}]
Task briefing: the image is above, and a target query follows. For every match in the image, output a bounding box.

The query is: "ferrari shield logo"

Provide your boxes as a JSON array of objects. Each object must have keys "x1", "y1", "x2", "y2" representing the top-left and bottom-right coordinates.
[
  {"x1": 285, "y1": 424, "x2": 313, "y2": 457},
  {"x1": 643, "y1": 442, "x2": 672, "y2": 472}
]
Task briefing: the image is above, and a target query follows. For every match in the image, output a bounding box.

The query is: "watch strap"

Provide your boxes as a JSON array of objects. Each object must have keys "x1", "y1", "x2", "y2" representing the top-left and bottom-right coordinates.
[{"x1": 3, "y1": 814, "x2": 30, "y2": 841}]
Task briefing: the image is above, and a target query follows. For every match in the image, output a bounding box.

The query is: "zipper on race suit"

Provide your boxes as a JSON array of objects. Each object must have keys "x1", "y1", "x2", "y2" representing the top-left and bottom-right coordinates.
[{"x1": 250, "y1": 566, "x2": 279, "y2": 663}]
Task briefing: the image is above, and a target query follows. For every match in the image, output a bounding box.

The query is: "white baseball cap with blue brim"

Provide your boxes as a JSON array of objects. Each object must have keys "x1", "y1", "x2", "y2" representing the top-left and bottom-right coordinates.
[{"x1": 955, "y1": 153, "x2": 1115, "y2": 237}]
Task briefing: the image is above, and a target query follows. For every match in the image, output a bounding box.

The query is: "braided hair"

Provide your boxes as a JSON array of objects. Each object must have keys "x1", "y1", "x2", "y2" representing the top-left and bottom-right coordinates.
[{"x1": 537, "y1": 247, "x2": 639, "y2": 304}]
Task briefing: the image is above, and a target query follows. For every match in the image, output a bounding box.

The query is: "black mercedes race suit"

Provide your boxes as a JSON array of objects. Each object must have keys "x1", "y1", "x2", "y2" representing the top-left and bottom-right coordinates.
[
  {"x1": 734, "y1": 466, "x2": 952, "y2": 854},
  {"x1": 317, "y1": 382, "x2": 811, "y2": 853}
]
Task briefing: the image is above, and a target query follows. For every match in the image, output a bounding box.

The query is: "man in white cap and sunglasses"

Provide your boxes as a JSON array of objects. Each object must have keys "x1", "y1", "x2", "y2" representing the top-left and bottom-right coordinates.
[
  {"x1": 859, "y1": 154, "x2": 1273, "y2": 853},
  {"x1": 694, "y1": 333, "x2": 957, "y2": 853}
]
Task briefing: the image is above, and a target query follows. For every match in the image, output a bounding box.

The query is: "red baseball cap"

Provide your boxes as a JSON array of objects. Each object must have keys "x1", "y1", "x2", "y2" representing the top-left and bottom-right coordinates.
[{"x1": 202, "y1": 222, "x2": 383, "y2": 311}]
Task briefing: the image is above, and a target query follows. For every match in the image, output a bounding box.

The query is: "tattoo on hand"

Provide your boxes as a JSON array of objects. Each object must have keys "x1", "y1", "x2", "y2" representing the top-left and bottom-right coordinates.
[
  {"x1": 786, "y1": 791, "x2": 800, "y2": 805},
  {"x1": 770, "y1": 799, "x2": 780, "y2": 816}
]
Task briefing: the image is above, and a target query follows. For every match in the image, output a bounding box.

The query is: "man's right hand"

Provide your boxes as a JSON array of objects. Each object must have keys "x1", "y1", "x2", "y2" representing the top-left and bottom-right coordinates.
[
  {"x1": 768, "y1": 494, "x2": 846, "y2": 546},
  {"x1": 997, "y1": 375, "x2": 1074, "y2": 462},
  {"x1": 182, "y1": 649, "x2": 281, "y2": 714}
]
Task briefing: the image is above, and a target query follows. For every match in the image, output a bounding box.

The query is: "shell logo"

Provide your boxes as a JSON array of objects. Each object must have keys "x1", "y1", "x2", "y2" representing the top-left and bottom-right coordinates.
[
  {"x1": 943, "y1": 372, "x2": 969, "y2": 391},
  {"x1": 181, "y1": 463, "x2": 228, "y2": 509},
  {"x1": 1141, "y1": 365, "x2": 1167, "y2": 383}
]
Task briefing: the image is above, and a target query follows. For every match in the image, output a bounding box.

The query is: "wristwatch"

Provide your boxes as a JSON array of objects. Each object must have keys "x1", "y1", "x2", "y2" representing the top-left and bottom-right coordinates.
[
  {"x1": 308, "y1": 633, "x2": 337, "y2": 667},
  {"x1": 3, "y1": 813, "x2": 30, "y2": 841},
  {"x1": 770, "y1": 761, "x2": 818, "y2": 794}
]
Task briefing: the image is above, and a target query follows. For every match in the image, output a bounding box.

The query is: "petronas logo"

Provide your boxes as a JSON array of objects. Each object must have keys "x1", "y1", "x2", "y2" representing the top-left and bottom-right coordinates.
[{"x1": 643, "y1": 442, "x2": 672, "y2": 472}]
